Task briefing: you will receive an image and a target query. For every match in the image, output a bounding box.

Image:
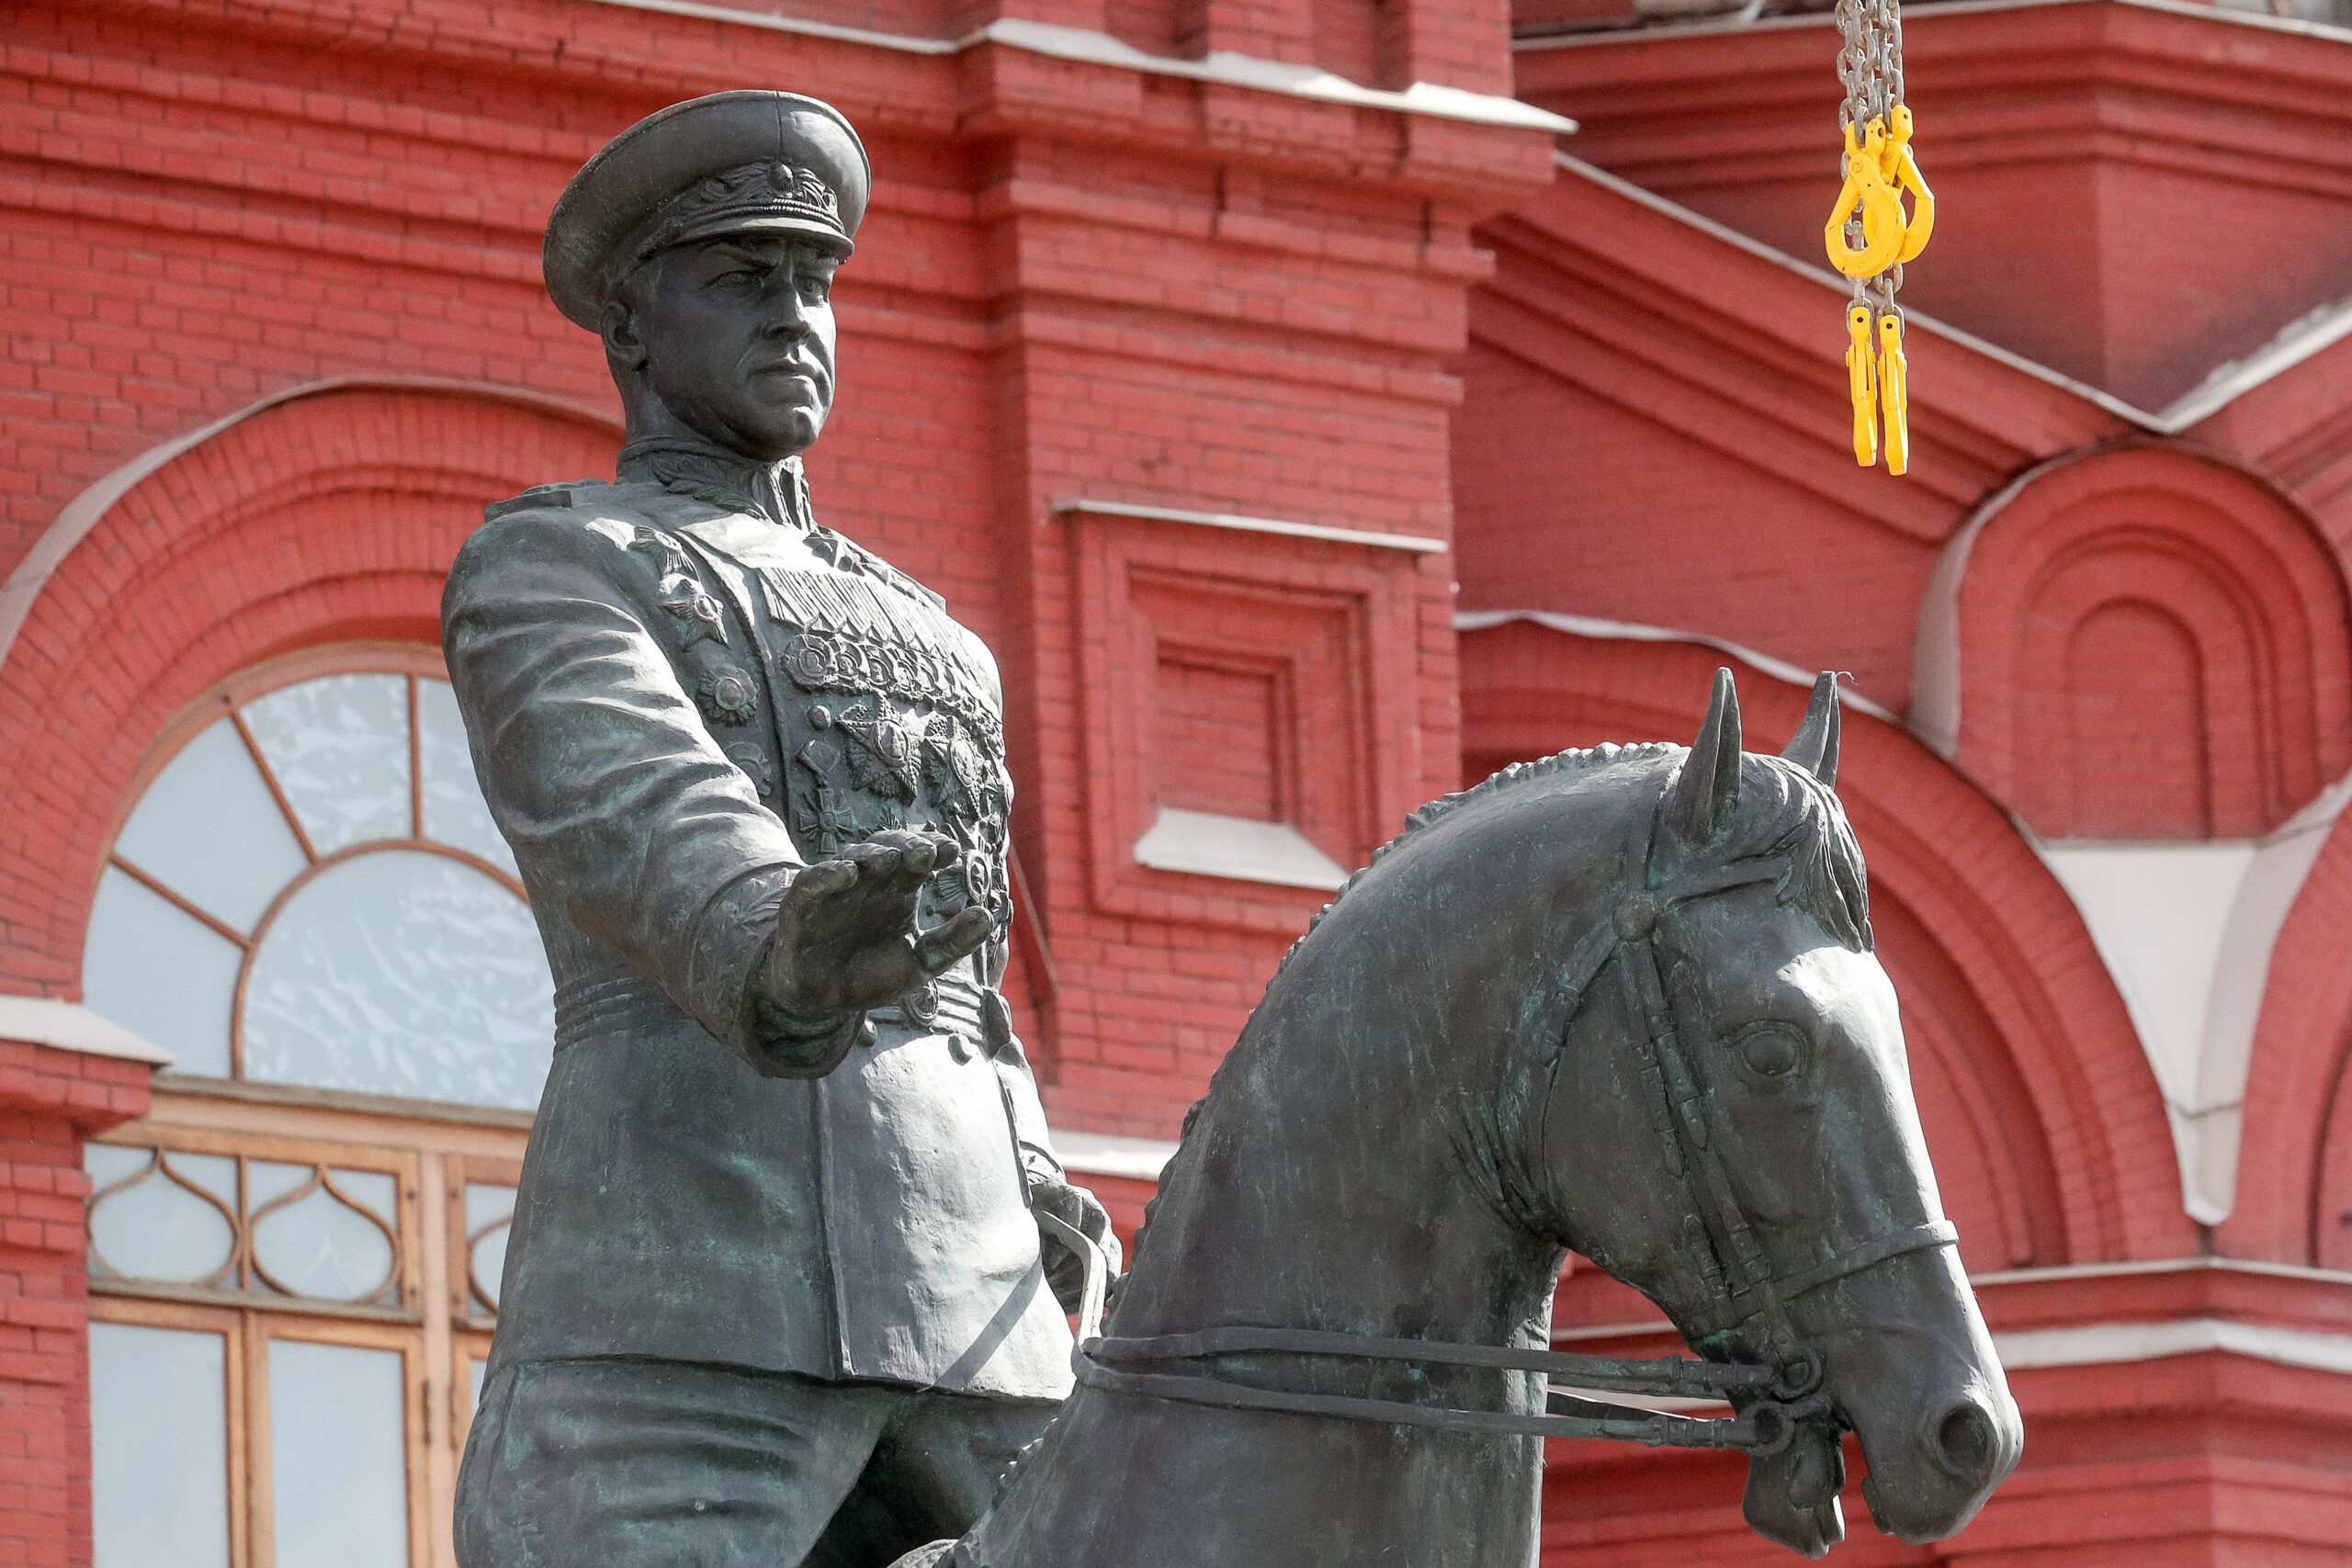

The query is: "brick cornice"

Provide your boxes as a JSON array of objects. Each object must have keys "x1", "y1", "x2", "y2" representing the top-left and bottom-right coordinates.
[
  {"x1": 34, "y1": 0, "x2": 1561, "y2": 197},
  {"x1": 1472, "y1": 164, "x2": 2132, "y2": 538},
  {"x1": 1516, "y1": 0, "x2": 2352, "y2": 200},
  {"x1": 0, "y1": 1040, "x2": 151, "y2": 1136}
]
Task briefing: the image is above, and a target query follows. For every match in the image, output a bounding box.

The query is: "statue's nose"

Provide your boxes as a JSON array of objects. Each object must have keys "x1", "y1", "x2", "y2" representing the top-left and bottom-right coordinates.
[
  {"x1": 763, "y1": 284, "x2": 814, "y2": 339},
  {"x1": 1926, "y1": 1398, "x2": 2003, "y2": 1489}
]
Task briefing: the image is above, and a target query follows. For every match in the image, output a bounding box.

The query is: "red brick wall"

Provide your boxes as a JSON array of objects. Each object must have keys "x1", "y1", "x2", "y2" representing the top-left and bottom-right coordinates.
[
  {"x1": 0, "y1": 1044, "x2": 150, "y2": 1568},
  {"x1": 0, "y1": 4, "x2": 1554, "y2": 1554},
  {"x1": 1509, "y1": 3, "x2": 2352, "y2": 413},
  {"x1": 1942, "y1": 449, "x2": 2352, "y2": 841}
]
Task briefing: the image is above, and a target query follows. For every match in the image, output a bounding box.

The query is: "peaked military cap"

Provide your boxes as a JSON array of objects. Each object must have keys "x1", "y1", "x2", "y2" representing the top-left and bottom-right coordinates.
[{"x1": 544, "y1": 90, "x2": 870, "y2": 330}]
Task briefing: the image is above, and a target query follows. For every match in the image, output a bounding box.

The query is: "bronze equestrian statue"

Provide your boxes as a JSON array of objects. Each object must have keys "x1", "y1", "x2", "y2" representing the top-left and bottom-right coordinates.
[
  {"x1": 896, "y1": 671, "x2": 2020, "y2": 1566},
  {"x1": 452, "y1": 86, "x2": 2019, "y2": 1565},
  {"x1": 445, "y1": 92, "x2": 1117, "y2": 1567}
]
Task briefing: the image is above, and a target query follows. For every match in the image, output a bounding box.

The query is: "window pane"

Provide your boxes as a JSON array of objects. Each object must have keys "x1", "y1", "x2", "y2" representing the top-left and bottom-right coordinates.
[
  {"x1": 415, "y1": 680, "x2": 515, "y2": 875},
  {"x1": 85, "y1": 1147, "x2": 237, "y2": 1285},
  {"x1": 83, "y1": 866, "x2": 240, "y2": 1077},
  {"x1": 267, "y1": 1339, "x2": 408, "y2": 1568},
  {"x1": 248, "y1": 1164, "x2": 397, "y2": 1303},
  {"x1": 91, "y1": 1322, "x2": 230, "y2": 1568},
  {"x1": 112, "y1": 718, "x2": 307, "y2": 935},
  {"x1": 463, "y1": 1183, "x2": 515, "y2": 1311},
  {"x1": 242, "y1": 849, "x2": 551, "y2": 1109},
  {"x1": 243, "y1": 675, "x2": 413, "y2": 854}
]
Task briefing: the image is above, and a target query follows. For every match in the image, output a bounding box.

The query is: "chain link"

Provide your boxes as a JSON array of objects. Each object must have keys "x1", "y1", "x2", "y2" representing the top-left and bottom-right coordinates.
[
  {"x1": 1836, "y1": 0, "x2": 1906, "y2": 316},
  {"x1": 1837, "y1": 0, "x2": 1902, "y2": 135},
  {"x1": 1832, "y1": 0, "x2": 1917, "y2": 471}
]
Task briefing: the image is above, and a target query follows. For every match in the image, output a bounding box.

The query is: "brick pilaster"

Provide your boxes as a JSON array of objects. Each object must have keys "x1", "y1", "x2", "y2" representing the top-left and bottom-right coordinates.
[{"x1": 0, "y1": 1043, "x2": 153, "y2": 1568}]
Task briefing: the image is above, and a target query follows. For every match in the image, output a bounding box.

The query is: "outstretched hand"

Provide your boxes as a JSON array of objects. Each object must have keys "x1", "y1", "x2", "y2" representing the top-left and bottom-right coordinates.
[{"x1": 756, "y1": 828, "x2": 995, "y2": 1033}]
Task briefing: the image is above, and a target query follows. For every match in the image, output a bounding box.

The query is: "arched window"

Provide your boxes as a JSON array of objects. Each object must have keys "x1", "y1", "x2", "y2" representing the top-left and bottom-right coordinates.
[
  {"x1": 84, "y1": 651, "x2": 552, "y2": 1110},
  {"x1": 82, "y1": 649, "x2": 538, "y2": 1568}
]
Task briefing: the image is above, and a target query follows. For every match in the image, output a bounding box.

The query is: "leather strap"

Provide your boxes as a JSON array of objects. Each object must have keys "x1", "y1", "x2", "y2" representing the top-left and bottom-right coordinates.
[
  {"x1": 1071, "y1": 1346, "x2": 1797, "y2": 1454},
  {"x1": 1050, "y1": 832, "x2": 1959, "y2": 1459},
  {"x1": 1769, "y1": 1219, "x2": 1957, "y2": 1303},
  {"x1": 1086, "y1": 1325, "x2": 1777, "y2": 1400}
]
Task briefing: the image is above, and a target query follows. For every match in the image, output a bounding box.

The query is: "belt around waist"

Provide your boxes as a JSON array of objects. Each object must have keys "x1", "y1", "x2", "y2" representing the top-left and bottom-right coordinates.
[{"x1": 551, "y1": 965, "x2": 990, "y2": 1055}]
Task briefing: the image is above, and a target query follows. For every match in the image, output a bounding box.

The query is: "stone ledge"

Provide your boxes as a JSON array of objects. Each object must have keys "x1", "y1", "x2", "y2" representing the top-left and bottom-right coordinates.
[{"x1": 0, "y1": 1000, "x2": 171, "y2": 1067}]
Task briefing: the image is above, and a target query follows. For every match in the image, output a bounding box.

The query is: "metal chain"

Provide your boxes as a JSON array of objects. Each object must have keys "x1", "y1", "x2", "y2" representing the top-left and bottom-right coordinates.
[
  {"x1": 1830, "y1": 0, "x2": 1920, "y2": 473},
  {"x1": 1837, "y1": 0, "x2": 1902, "y2": 134}
]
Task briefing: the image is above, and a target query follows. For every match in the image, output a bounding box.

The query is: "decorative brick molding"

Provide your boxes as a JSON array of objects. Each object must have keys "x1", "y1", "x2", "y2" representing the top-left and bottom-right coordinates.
[
  {"x1": 1542, "y1": 1258, "x2": 2352, "y2": 1566},
  {"x1": 1461, "y1": 618, "x2": 2196, "y2": 1267},
  {"x1": 1512, "y1": 0, "x2": 2352, "y2": 412},
  {"x1": 1917, "y1": 447, "x2": 2352, "y2": 840},
  {"x1": 2224, "y1": 801, "x2": 2352, "y2": 1266},
  {"x1": 0, "y1": 382, "x2": 620, "y2": 998},
  {"x1": 1453, "y1": 158, "x2": 2136, "y2": 711},
  {"x1": 1067, "y1": 507, "x2": 1419, "y2": 932}
]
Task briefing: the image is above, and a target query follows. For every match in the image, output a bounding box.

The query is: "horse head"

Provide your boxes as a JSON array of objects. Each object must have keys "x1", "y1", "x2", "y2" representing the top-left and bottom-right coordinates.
[
  {"x1": 934, "y1": 668, "x2": 2018, "y2": 1568},
  {"x1": 1533, "y1": 670, "x2": 2020, "y2": 1554}
]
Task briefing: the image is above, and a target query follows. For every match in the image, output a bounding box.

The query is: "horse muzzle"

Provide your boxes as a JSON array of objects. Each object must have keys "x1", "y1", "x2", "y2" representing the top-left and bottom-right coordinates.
[{"x1": 1847, "y1": 1387, "x2": 2019, "y2": 1543}]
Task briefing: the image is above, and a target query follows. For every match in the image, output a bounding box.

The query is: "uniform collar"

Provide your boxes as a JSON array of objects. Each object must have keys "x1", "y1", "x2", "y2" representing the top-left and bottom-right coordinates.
[{"x1": 616, "y1": 435, "x2": 807, "y2": 528}]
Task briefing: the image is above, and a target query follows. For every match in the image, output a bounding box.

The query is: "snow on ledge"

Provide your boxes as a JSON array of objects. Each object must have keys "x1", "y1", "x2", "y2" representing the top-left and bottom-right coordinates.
[
  {"x1": 0, "y1": 998, "x2": 174, "y2": 1066},
  {"x1": 570, "y1": 0, "x2": 1577, "y2": 133},
  {"x1": 1053, "y1": 1130, "x2": 1180, "y2": 1181},
  {"x1": 1134, "y1": 807, "x2": 1351, "y2": 891}
]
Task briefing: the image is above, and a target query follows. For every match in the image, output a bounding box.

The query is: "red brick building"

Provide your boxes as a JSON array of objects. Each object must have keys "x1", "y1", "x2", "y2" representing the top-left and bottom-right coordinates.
[{"x1": 4, "y1": 0, "x2": 2351, "y2": 1559}]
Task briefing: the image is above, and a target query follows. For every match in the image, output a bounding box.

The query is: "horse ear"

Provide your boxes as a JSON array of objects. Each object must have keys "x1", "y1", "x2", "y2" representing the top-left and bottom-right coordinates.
[
  {"x1": 1666, "y1": 668, "x2": 1743, "y2": 848},
  {"x1": 1781, "y1": 671, "x2": 1841, "y2": 787}
]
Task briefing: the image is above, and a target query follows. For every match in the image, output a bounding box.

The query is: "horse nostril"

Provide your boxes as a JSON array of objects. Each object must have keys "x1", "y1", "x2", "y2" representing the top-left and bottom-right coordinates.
[{"x1": 1931, "y1": 1402, "x2": 1997, "y2": 1484}]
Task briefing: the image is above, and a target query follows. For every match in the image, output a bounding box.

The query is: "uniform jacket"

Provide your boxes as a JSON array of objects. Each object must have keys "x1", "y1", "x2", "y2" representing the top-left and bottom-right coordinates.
[{"x1": 442, "y1": 437, "x2": 1072, "y2": 1398}]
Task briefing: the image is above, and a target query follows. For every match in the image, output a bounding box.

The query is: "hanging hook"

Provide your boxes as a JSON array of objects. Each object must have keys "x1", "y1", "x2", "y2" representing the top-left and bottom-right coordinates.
[
  {"x1": 1874, "y1": 106, "x2": 1936, "y2": 264},
  {"x1": 1824, "y1": 120, "x2": 1907, "y2": 279}
]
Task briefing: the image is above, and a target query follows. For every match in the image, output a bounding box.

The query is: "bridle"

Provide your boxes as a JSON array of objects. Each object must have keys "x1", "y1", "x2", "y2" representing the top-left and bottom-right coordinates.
[{"x1": 1051, "y1": 806, "x2": 1957, "y2": 1457}]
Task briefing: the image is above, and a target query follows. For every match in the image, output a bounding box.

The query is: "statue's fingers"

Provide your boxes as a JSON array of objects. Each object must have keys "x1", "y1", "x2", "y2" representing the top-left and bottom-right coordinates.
[
  {"x1": 895, "y1": 835, "x2": 942, "y2": 880},
  {"x1": 913, "y1": 907, "x2": 994, "y2": 975},
  {"x1": 792, "y1": 860, "x2": 858, "y2": 899},
  {"x1": 846, "y1": 842, "x2": 901, "y2": 880}
]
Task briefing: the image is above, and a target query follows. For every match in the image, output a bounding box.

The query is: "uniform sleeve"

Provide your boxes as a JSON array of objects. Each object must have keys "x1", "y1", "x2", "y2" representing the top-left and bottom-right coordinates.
[{"x1": 440, "y1": 509, "x2": 821, "y2": 1064}]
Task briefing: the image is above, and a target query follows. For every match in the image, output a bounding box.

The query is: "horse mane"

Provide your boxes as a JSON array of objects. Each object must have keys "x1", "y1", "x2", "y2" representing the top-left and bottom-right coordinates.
[
  {"x1": 1119, "y1": 737, "x2": 1874, "y2": 1274},
  {"x1": 1123, "y1": 743, "x2": 1667, "y2": 1269}
]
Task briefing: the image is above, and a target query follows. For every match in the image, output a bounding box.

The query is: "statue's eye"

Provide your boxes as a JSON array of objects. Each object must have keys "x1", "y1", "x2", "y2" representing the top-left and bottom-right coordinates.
[{"x1": 1735, "y1": 1024, "x2": 1804, "y2": 1079}]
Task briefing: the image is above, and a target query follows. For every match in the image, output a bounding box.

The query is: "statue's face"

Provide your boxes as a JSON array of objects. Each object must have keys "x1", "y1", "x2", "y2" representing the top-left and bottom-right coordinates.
[{"x1": 608, "y1": 233, "x2": 840, "y2": 460}]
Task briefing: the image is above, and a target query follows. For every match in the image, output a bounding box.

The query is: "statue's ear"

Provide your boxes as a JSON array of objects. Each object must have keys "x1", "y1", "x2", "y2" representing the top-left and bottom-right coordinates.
[
  {"x1": 1781, "y1": 671, "x2": 1841, "y2": 787},
  {"x1": 601, "y1": 296, "x2": 648, "y2": 370},
  {"x1": 1664, "y1": 668, "x2": 1743, "y2": 852}
]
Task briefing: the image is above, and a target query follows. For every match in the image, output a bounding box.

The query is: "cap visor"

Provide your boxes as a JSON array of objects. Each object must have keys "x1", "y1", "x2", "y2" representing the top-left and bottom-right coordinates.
[{"x1": 657, "y1": 213, "x2": 854, "y2": 259}]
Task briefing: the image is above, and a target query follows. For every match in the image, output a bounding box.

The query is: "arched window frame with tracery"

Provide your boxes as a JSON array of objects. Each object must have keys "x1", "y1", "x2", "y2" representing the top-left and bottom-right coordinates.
[{"x1": 80, "y1": 643, "x2": 543, "y2": 1568}]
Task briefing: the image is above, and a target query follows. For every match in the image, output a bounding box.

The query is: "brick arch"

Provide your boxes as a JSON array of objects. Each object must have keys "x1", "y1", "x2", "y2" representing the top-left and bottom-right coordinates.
[
  {"x1": 0, "y1": 379, "x2": 621, "y2": 998},
  {"x1": 1914, "y1": 446, "x2": 2352, "y2": 840},
  {"x1": 2218, "y1": 805, "x2": 2352, "y2": 1265},
  {"x1": 1462, "y1": 617, "x2": 2197, "y2": 1264}
]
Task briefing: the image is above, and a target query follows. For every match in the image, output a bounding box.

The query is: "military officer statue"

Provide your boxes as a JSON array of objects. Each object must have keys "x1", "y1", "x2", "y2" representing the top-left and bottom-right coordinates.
[{"x1": 445, "y1": 92, "x2": 1117, "y2": 1568}]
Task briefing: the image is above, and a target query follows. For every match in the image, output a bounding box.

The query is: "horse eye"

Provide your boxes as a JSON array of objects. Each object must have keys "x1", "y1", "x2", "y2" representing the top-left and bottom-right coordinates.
[{"x1": 1736, "y1": 1026, "x2": 1804, "y2": 1078}]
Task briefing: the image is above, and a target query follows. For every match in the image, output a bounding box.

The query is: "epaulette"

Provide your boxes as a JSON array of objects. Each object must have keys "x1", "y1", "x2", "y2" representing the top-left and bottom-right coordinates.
[{"x1": 483, "y1": 479, "x2": 610, "y2": 523}]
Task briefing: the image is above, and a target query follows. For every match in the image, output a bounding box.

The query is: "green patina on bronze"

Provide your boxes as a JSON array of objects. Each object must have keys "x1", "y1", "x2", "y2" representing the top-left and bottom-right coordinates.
[
  {"x1": 445, "y1": 91, "x2": 1114, "y2": 1568},
  {"x1": 450, "y1": 85, "x2": 2017, "y2": 1568}
]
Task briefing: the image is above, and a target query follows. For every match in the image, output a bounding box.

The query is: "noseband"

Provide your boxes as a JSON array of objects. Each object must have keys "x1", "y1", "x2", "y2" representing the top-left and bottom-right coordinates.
[{"x1": 1062, "y1": 819, "x2": 1957, "y2": 1457}]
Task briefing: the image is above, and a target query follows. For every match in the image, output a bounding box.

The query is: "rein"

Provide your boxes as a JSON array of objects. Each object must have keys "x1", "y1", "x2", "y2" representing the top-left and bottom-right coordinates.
[{"x1": 1053, "y1": 822, "x2": 1957, "y2": 1458}]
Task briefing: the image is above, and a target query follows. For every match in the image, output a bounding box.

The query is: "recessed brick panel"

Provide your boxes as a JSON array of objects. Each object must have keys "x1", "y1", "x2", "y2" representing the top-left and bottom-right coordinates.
[{"x1": 1153, "y1": 653, "x2": 1288, "y2": 822}]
